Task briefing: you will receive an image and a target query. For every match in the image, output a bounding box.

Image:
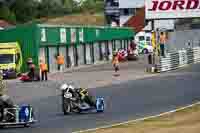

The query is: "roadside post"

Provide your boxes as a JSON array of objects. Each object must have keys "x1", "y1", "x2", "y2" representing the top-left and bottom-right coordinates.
[
  {"x1": 146, "y1": 20, "x2": 157, "y2": 73},
  {"x1": 151, "y1": 30, "x2": 156, "y2": 65}
]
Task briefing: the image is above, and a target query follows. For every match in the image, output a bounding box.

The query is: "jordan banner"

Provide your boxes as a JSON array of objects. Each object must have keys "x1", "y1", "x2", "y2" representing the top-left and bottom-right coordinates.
[{"x1": 145, "y1": 0, "x2": 200, "y2": 19}]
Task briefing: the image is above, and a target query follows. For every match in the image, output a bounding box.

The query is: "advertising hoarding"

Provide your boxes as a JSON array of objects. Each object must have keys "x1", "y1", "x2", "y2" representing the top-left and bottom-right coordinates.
[{"x1": 145, "y1": 0, "x2": 200, "y2": 19}]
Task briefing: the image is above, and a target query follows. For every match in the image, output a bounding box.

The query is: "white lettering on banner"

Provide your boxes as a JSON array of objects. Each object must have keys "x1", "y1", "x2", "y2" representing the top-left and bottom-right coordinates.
[
  {"x1": 60, "y1": 28, "x2": 67, "y2": 43},
  {"x1": 145, "y1": 0, "x2": 200, "y2": 19},
  {"x1": 41, "y1": 28, "x2": 46, "y2": 42},
  {"x1": 79, "y1": 29, "x2": 84, "y2": 42},
  {"x1": 71, "y1": 28, "x2": 76, "y2": 43},
  {"x1": 96, "y1": 29, "x2": 100, "y2": 37}
]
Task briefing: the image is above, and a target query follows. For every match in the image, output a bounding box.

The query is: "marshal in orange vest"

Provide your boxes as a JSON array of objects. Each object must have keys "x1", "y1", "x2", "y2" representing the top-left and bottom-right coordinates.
[
  {"x1": 57, "y1": 55, "x2": 65, "y2": 65},
  {"x1": 40, "y1": 62, "x2": 48, "y2": 72}
]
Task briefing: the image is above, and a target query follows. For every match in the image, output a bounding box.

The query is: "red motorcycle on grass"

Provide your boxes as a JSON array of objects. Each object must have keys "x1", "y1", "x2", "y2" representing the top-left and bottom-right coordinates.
[{"x1": 19, "y1": 72, "x2": 40, "y2": 82}]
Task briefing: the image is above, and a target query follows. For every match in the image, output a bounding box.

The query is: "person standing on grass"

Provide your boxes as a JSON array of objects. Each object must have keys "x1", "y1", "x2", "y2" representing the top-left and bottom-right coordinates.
[
  {"x1": 39, "y1": 59, "x2": 48, "y2": 81},
  {"x1": 112, "y1": 51, "x2": 119, "y2": 73}
]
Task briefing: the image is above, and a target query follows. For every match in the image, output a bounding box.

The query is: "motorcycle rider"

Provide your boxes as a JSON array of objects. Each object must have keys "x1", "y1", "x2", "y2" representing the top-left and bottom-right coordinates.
[
  {"x1": 112, "y1": 51, "x2": 119, "y2": 72},
  {"x1": 77, "y1": 87, "x2": 96, "y2": 107},
  {"x1": 0, "y1": 70, "x2": 14, "y2": 121},
  {"x1": 60, "y1": 84, "x2": 78, "y2": 99}
]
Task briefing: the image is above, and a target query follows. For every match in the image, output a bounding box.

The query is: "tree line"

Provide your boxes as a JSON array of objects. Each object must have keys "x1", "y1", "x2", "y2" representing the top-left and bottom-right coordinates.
[{"x1": 0, "y1": 0, "x2": 104, "y2": 24}]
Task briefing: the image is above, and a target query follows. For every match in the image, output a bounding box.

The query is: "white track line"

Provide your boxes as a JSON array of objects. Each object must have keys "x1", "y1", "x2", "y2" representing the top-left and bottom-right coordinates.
[{"x1": 72, "y1": 102, "x2": 200, "y2": 133}]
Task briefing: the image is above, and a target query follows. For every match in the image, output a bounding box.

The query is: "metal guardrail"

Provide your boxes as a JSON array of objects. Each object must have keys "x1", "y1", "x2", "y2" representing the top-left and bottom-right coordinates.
[{"x1": 157, "y1": 47, "x2": 200, "y2": 72}]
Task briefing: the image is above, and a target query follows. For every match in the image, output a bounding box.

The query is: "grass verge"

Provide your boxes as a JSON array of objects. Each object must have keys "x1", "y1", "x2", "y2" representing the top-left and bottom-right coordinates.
[{"x1": 85, "y1": 103, "x2": 200, "y2": 133}]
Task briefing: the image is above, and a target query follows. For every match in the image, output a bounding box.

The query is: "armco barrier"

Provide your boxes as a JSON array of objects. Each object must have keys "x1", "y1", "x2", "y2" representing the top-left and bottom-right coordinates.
[{"x1": 157, "y1": 47, "x2": 200, "y2": 72}]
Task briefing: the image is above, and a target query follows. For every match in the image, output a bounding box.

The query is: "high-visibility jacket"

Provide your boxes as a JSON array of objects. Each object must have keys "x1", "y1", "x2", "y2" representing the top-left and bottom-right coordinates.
[
  {"x1": 40, "y1": 63, "x2": 48, "y2": 72},
  {"x1": 160, "y1": 34, "x2": 166, "y2": 44},
  {"x1": 112, "y1": 55, "x2": 119, "y2": 65},
  {"x1": 57, "y1": 55, "x2": 64, "y2": 65}
]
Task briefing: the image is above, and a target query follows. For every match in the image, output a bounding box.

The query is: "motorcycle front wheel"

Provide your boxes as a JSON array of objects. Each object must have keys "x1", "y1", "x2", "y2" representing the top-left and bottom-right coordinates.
[{"x1": 63, "y1": 99, "x2": 71, "y2": 115}]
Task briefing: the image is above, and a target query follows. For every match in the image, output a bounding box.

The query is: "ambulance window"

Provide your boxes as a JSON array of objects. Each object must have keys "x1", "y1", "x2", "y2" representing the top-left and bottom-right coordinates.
[
  {"x1": 0, "y1": 55, "x2": 13, "y2": 64},
  {"x1": 146, "y1": 37, "x2": 151, "y2": 41},
  {"x1": 138, "y1": 36, "x2": 145, "y2": 41}
]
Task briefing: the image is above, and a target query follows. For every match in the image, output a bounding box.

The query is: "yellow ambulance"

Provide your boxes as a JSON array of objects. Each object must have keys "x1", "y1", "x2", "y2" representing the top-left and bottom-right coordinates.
[{"x1": 0, "y1": 42, "x2": 22, "y2": 78}]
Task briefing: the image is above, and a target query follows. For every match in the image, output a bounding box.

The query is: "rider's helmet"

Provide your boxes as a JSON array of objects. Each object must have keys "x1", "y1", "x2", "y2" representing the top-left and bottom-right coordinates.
[
  {"x1": 60, "y1": 84, "x2": 75, "y2": 91},
  {"x1": 68, "y1": 85, "x2": 75, "y2": 91},
  {"x1": 60, "y1": 83, "x2": 68, "y2": 90}
]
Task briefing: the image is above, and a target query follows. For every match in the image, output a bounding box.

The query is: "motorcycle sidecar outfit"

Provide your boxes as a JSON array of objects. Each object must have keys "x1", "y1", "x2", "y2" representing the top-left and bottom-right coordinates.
[{"x1": 0, "y1": 105, "x2": 36, "y2": 128}]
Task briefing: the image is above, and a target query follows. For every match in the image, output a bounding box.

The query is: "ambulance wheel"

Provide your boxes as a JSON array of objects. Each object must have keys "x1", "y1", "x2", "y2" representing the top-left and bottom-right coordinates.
[{"x1": 142, "y1": 49, "x2": 149, "y2": 54}]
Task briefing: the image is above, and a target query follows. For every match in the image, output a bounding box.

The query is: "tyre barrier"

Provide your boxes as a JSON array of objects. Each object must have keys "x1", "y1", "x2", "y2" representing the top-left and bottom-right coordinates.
[{"x1": 156, "y1": 47, "x2": 200, "y2": 72}]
